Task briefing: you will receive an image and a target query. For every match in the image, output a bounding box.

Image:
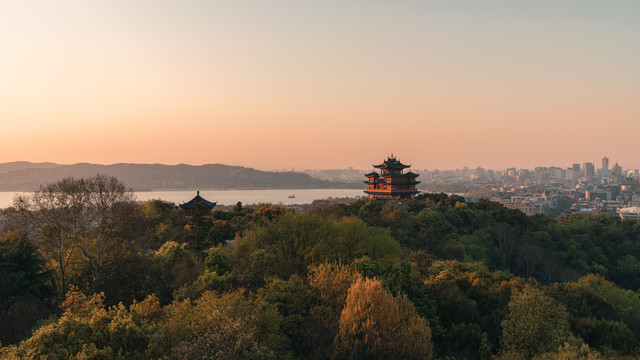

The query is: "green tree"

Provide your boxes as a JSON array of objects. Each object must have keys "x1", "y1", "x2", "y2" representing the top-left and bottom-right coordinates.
[
  {"x1": 0, "y1": 233, "x2": 55, "y2": 345},
  {"x1": 184, "y1": 201, "x2": 214, "y2": 253},
  {"x1": 258, "y1": 275, "x2": 314, "y2": 358},
  {"x1": 135, "y1": 199, "x2": 184, "y2": 250},
  {"x1": 501, "y1": 286, "x2": 571, "y2": 358},
  {"x1": 13, "y1": 286, "x2": 162, "y2": 359},
  {"x1": 534, "y1": 343, "x2": 603, "y2": 360},
  {"x1": 152, "y1": 241, "x2": 203, "y2": 304},
  {"x1": 574, "y1": 317, "x2": 637, "y2": 355},
  {"x1": 230, "y1": 214, "x2": 400, "y2": 287},
  {"x1": 159, "y1": 289, "x2": 276, "y2": 359},
  {"x1": 577, "y1": 274, "x2": 640, "y2": 319}
]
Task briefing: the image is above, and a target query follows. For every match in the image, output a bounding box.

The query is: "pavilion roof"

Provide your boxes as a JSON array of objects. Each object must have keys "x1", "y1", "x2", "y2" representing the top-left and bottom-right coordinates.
[
  {"x1": 179, "y1": 191, "x2": 217, "y2": 209},
  {"x1": 373, "y1": 155, "x2": 411, "y2": 170}
]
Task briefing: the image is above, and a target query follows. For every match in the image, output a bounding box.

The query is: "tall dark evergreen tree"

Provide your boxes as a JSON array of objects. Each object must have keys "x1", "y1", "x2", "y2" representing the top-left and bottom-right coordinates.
[{"x1": 0, "y1": 233, "x2": 55, "y2": 344}]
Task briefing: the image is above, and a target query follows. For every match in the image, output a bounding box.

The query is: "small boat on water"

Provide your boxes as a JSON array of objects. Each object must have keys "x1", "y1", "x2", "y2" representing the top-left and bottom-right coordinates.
[{"x1": 288, "y1": 195, "x2": 295, "y2": 198}]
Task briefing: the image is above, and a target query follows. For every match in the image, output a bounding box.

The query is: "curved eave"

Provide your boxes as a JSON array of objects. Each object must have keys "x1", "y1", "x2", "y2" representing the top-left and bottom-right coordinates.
[
  {"x1": 382, "y1": 174, "x2": 419, "y2": 178},
  {"x1": 364, "y1": 189, "x2": 420, "y2": 196},
  {"x1": 179, "y1": 202, "x2": 217, "y2": 209},
  {"x1": 179, "y1": 195, "x2": 218, "y2": 209},
  {"x1": 373, "y1": 164, "x2": 411, "y2": 170}
]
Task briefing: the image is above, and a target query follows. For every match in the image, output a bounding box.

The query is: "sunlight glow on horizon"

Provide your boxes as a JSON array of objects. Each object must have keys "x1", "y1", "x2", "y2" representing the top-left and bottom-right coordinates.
[{"x1": 1, "y1": 1, "x2": 639, "y2": 171}]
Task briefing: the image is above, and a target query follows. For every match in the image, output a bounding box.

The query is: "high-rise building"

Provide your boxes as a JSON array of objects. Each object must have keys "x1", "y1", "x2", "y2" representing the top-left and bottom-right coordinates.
[
  {"x1": 612, "y1": 162, "x2": 622, "y2": 176},
  {"x1": 584, "y1": 162, "x2": 595, "y2": 178},
  {"x1": 572, "y1": 164, "x2": 580, "y2": 180},
  {"x1": 602, "y1": 156, "x2": 609, "y2": 171},
  {"x1": 550, "y1": 166, "x2": 564, "y2": 180}
]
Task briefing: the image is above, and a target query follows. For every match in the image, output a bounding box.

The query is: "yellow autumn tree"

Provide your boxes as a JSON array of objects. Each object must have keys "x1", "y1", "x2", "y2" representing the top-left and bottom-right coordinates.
[
  {"x1": 307, "y1": 262, "x2": 362, "y2": 359},
  {"x1": 308, "y1": 262, "x2": 362, "y2": 319},
  {"x1": 333, "y1": 277, "x2": 432, "y2": 360}
]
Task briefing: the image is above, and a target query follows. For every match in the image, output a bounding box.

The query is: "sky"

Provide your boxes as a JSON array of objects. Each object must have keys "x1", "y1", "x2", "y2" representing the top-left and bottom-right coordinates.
[{"x1": 1, "y1": 0, "x2": 639, "y2": 171}]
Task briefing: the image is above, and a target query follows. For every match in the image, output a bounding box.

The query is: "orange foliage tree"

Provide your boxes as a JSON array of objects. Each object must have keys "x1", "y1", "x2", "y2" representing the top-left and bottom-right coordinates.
[{"x1": 333, "y1": 277, "x2": 432, "y2": 360}]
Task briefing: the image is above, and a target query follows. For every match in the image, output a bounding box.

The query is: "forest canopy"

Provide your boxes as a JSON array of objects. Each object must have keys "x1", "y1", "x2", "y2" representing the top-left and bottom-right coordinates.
[{"x1": 2, "y1": 176, "x2": 640, "y2": 359}]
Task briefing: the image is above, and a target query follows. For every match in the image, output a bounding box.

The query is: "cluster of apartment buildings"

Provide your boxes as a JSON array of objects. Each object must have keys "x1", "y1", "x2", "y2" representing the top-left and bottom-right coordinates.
[
  {"x1": 303, "y1": 156, "x2": 640, "y2": 219},
  {"x1": 420, "y1": 156, "x2": 640, "y2": 218}
]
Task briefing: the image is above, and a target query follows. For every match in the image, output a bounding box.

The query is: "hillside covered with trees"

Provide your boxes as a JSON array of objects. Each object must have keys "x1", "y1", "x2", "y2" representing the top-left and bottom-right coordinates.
[
  {"x1": 2, "y1": 175, "x2": 640, "y2": 359},
  {"x1": 0, "y1": 162, "x2": 360, "y2": 191}
]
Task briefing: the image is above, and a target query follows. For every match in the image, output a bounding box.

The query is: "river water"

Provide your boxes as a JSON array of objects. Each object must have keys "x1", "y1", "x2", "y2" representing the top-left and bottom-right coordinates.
[{"x1": 0, "y1": 189, "x2": 365, "y2": 209}]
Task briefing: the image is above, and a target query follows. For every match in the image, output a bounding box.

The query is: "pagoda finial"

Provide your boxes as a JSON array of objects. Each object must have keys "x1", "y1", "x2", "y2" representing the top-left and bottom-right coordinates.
[{"x1": 197, "y1": 190, "x2": 200, "y2": 196}]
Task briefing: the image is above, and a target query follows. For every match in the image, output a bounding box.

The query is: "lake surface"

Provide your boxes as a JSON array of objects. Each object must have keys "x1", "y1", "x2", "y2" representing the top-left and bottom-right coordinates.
[{"x1": 0, "y1": 189, "x2": 366, "y2": 209}]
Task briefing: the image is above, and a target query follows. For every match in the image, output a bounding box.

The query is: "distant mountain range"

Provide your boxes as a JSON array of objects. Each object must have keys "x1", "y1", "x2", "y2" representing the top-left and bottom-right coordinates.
[{"x1": 0, "y1": 162, "x2": 363, "y2": 191}]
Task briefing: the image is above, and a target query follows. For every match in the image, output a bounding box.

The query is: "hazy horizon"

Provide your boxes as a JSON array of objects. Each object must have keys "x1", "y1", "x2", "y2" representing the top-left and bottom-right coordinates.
[
  {"x1": 2, "y1": 1, "x2": 638, "y2": 170},
  {"x1": 1, "y1": 158, "x2": 634, "y2": 172}
]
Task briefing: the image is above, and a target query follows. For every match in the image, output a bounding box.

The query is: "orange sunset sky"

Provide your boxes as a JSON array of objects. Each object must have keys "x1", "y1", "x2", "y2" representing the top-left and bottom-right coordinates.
[{"x1": 1, "y1": 1, "x2": 639, "y2": 171}]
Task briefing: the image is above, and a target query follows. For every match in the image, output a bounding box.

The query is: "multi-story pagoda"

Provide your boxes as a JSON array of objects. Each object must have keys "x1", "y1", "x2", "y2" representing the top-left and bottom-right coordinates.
[
  {"x1": 364, "y1": 155, "x2": 420, "y2": 199},
  {"x1": 179, "y1": 191, "x2": 217, "y2": 220}
]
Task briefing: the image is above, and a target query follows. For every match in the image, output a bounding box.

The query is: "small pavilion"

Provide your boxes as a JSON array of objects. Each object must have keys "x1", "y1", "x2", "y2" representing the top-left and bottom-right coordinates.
[
  {"x1": 364, "y1": 155, "x2": 420, "y2": 199},
  {"x1": 179, "y1": 191, "x2": 217, "y2": 220}
]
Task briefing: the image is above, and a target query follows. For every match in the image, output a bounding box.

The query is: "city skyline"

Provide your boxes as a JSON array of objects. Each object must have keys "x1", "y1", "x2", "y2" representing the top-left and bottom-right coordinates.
[{"x1": 2, "y1": 1, "x2": 639, "y2": 170}]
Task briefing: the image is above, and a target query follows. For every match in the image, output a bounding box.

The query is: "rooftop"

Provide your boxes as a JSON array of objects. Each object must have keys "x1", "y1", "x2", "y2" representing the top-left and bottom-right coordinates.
[
  {"x1": 179, "y1": 190, "x2": 217, "y2": 209},
  {"x1": 373, "y1": 154, "x2": 411, "y2": 170}
]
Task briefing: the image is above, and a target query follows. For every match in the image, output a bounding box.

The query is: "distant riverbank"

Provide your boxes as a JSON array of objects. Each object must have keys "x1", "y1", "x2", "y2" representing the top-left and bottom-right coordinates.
[{"x1": 0, "y1": 189, "x2": 366, "y2": 209}]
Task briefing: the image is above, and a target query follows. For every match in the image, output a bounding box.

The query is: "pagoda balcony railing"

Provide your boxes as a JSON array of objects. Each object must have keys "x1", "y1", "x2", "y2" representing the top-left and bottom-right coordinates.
[{"x1": 365, "y1": 188, "x2": 421, "y2": 193}]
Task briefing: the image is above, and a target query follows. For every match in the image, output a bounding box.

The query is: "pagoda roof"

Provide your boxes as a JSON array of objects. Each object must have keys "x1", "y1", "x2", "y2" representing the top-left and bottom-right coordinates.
[
  {"x1": 381, "y1": 172, "x2": 419, "y2": 178},
  {"x1": 364, "y1": 172, "x2": 380, "y2": 177},
  {"x1": 179, "y1": 191, "x2": 217, "y2": 209},
  {"x1": 373, "y1": 155, "x2": 411, "y2": 170}
]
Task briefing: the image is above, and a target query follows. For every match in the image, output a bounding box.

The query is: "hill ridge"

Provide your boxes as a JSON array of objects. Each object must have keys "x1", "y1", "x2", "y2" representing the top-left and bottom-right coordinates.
[{"x1": 0, "y1": 162, "x2": 362, "y2": 191}]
